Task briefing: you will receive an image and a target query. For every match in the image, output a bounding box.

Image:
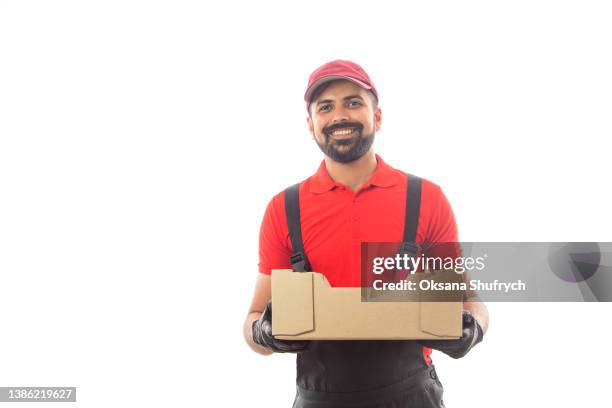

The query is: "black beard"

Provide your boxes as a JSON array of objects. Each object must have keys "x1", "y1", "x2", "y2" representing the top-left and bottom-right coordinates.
[{"x1": 316, "y1": 123, "x2": 375, "y2": 163}]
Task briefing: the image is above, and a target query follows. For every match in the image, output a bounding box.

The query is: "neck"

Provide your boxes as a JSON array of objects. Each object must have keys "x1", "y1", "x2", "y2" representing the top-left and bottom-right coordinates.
[{"x1": 324, "y1": 150, "x2": 377, "y2": 192}]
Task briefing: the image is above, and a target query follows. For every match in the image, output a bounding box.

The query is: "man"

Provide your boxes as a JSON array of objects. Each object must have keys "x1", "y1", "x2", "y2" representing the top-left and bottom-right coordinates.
[{"x1": 243, "y1": 60, "x2": 489, "y2": 407}]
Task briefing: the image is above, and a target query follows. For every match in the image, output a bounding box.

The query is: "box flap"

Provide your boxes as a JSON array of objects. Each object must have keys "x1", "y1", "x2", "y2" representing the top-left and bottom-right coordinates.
[
  {"x1": 419, "y1": 270, "x2": 463, "y2": 337},
  {"x1": 420, "y1": 301, "x2": 462, "y2": 337},
  {"x1": 271, "y1": 269, "x2": 314, "y2": 336}
]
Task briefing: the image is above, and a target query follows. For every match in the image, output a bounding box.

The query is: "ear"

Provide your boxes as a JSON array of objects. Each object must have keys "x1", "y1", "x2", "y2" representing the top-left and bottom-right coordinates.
[
  {"x1": 306, "y1": 115, "x2": 315, "y2": 137},
  {"x1": 374, "y1": 106, "x2": 382, "y2": 131}
]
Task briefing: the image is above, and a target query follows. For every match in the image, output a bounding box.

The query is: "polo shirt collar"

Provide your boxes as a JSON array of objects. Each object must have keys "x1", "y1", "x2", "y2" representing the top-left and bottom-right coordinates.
[{"x1": 309, "y1": 154, "x2": 398, "y2": 194}]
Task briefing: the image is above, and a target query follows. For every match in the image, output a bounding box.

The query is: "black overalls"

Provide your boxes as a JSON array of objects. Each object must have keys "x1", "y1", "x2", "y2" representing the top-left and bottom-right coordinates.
[{"x1": 283, "y1": 175, "x2": 446, "y2": 408}]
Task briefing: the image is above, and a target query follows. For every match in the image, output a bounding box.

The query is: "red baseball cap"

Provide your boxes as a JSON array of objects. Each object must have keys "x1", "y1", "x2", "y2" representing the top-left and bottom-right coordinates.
[{"x1": 304, "y1": 60, "x2": 378, "y2": 109}]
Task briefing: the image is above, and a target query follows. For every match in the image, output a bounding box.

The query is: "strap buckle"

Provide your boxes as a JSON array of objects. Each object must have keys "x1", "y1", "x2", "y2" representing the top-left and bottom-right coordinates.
[
  {"x1": 290, "y1": 252, "x2": 311, "y2": 272},
  {"x1": 398, "y1": 242, "x2": 420, "y2": 257}
]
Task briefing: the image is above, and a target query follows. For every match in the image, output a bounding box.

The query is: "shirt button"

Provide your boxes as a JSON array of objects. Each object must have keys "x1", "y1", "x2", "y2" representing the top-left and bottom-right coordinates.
[{"x1": 353, "y1": 215, "x2": 360, "y2": 221}]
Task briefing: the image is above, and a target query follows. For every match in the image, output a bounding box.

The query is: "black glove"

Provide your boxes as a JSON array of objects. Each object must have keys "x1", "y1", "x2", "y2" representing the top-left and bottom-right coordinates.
[
  {"x1": 252, "y1": 301, "x2": 309, "y2": 353},
  {"x1": 419, "y1": 310, "x2": 483, "y2": 359}
]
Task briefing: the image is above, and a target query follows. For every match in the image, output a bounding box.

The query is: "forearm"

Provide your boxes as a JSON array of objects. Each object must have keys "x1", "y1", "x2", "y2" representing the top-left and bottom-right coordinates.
[
  {"x1": 460, "y1": 271, "x2": 489, "y2": 335},
  {"x1": 243, "y1": 311, "x2": 273, "y2": 356},
  {"x1": 463, "y1": 300, "x2": 489, "y2": 335}
]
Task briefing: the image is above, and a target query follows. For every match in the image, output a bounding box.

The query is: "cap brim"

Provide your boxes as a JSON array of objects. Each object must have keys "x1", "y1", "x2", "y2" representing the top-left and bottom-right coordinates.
[{"x1": 304, "y1": 75, "x2": 372, "y2": 104}]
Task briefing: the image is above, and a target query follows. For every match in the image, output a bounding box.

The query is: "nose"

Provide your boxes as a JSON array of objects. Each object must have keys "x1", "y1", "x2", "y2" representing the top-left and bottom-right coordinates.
[{"x1": 330, "y1": 104, "x2": 350, "y2": 124}]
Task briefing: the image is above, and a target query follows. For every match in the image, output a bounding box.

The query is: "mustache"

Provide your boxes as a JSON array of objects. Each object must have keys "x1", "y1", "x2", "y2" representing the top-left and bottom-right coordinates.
[{"x1": 323, "y1": 122, "x2": 364, "y2": 136}]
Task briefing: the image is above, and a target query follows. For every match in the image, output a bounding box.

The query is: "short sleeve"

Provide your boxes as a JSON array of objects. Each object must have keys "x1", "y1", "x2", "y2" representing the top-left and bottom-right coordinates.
[
  {"x1": 427, "y1": 184, "x2": 459, "y2": 243},
  {"x1": 258, "y1": 193, "x2": 292, "y2": 274},
  {"x1": 424, "y1": 184, "x2": 461, "y2": 259}
]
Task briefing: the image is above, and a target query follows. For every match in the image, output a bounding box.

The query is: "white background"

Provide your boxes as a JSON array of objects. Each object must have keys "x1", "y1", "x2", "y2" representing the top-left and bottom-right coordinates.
[{"x1": 1, "y1": 1, "x2": 611, "y2": 407}]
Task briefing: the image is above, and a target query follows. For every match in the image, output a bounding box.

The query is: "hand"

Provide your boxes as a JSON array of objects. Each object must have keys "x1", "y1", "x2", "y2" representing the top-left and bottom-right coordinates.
[
  {"x1": 419, "y1": 310, "x2": 483, "y2": 359},
  {"x1": 251, "y1": 301, "x2": 309, "y2": 353}
]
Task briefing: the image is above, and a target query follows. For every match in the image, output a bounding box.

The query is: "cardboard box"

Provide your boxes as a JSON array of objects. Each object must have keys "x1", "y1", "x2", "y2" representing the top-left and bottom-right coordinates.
[{"x1": 272, "y1": 269, "x2": 463, "y2": 340}]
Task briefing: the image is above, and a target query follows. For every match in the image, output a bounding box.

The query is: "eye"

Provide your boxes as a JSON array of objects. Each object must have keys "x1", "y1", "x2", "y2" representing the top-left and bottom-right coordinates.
[
  {"x1": 348, "y1": 99, "x2": 363, "y2": 108},
  {"x1": 318, "y1": 104, "x2": 332, "y2": 112}
]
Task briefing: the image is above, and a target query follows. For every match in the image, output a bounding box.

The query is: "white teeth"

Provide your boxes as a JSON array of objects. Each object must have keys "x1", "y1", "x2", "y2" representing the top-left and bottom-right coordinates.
[{"x1": 332, "y1": 128, "x2": 355, "y2": 136}]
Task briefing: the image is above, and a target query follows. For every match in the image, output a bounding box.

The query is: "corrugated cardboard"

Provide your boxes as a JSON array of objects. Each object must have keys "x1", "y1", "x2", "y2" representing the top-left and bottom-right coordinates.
[{"x1": 272, "y1": 269, "x2": 462, "y2": 340}]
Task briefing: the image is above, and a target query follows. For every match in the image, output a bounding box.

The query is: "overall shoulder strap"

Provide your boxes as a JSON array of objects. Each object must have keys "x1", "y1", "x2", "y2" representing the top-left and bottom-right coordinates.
[
  {"x1": 400, "y1": 174, "x2": 422, "y2": 255},
  {"x1": 284, "y1": 183, "x2": 311, "y2": 272}
]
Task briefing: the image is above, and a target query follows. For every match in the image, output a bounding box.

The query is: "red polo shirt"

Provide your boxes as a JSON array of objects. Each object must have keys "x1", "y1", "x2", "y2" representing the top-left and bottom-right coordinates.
[{"x1": 258, "y1": 154, "x2": 459, "y2": 285}]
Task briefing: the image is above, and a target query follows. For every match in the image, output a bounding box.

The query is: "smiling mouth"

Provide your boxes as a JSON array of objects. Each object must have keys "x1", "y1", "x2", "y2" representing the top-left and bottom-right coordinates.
[{"x1": 328, "y1": 127, "x2": 358, "y2": 139}]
